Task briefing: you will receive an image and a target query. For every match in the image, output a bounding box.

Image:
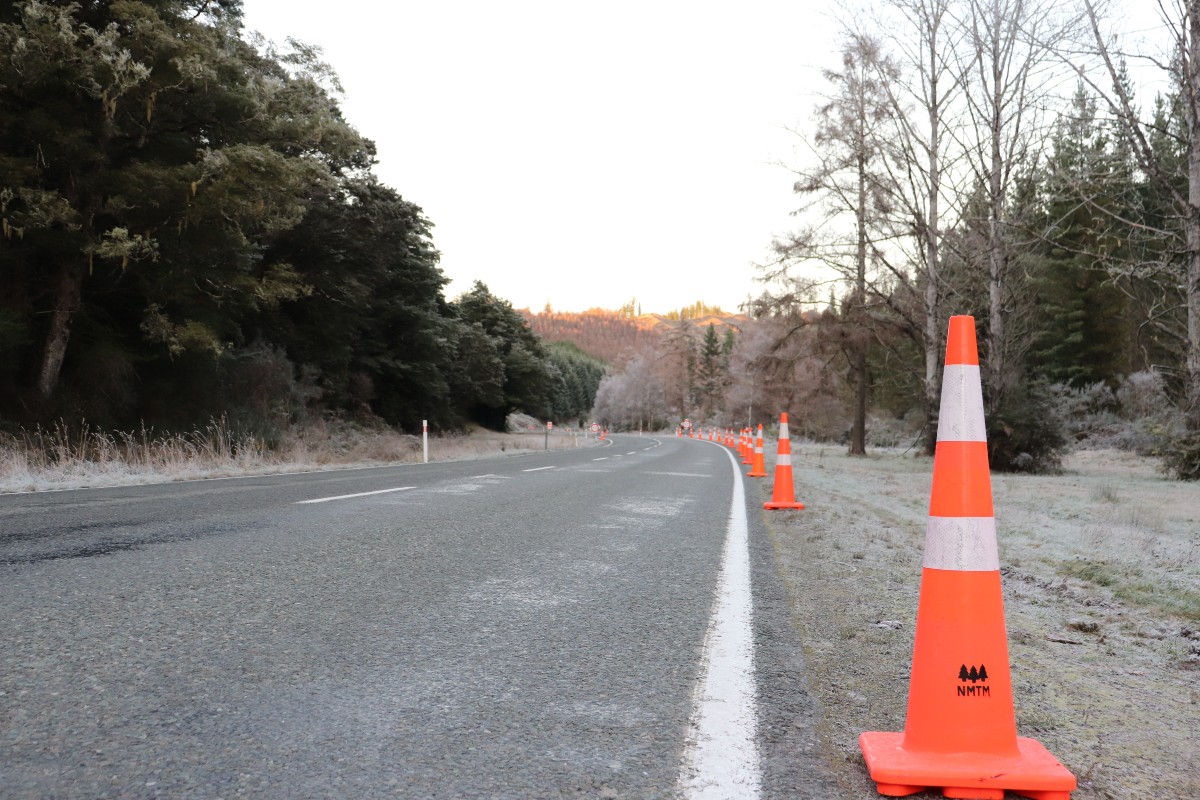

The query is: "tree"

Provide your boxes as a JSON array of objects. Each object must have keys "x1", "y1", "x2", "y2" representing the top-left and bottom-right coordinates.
[
  {"x1": 694, "y1": 323, "x2": 727, "y2": 419},
  {"x1": 771, "y1": 33, "x2": 902, "y2": 454},
  {"x1": 261, "y1": 177, "x2": 452, "y2": 429},
  {"x1": 1080, "y1": 0, "x2": 1200, "y2": 453},
  {"x1": 453, "y1": 282, "x2": 554, "y2": 429},
  {"x1": 661, "y1": 318, "x2": 698, "y2": 418},
  {"x1": 544, "y1": 341, "x2": 606, "y2": 424},
  {"x1": 592, "y1": 348, "x2": 670, "y2": 431},
  {"x1": 1026, "y1": 83, "x2": 1130, "y2": 387},
  {"x1": 954, "y1": 0, "x2": 1061, "y2": 415},
  {"x1": 0, "y1": 0, "x2": 371, "y2": 410},
  {"x1": 877, "y1": 0, "x2": 965, "y2": 454}
]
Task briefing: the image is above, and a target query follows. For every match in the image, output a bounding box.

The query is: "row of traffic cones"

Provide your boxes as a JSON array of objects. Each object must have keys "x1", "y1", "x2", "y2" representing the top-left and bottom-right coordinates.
[
  {"x1": 683, "y1": 316, "x2": 1076, "y2": 799},
  {"x1": 703, "y1": 416, "x2": 808, "y2": 510}
]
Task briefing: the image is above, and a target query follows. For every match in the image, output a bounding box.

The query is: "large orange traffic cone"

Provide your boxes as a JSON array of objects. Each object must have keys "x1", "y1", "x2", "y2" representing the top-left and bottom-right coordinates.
[
  {"x1": 859, "y1": 316, "x2": 1075, "y2": 800},
  {"x1": 748, "y1": 424, "x2": 767, "y2": 477},
  {"x1": 763, "y1": 413, "x2": 804, "y2": 510}
]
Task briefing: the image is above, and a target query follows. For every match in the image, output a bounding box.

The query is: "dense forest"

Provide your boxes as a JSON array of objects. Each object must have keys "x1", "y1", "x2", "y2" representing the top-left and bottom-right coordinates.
[
  {"x1": 0, "y1": 0, "x2": 602, "y2": 437},
  {"x1": 589, "y1": 1, "x2": 1200, "y2": 479}
]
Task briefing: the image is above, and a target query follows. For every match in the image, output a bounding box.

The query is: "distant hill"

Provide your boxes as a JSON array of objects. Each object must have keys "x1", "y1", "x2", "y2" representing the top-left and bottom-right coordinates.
[{"x1": 522, "y1": 307, "x2": 750, "y2": 365}]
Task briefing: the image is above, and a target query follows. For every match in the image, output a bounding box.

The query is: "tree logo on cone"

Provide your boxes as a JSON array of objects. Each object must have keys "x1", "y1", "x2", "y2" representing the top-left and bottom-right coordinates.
[{"x1": 956, "y1": 664, "x2": 990, "y2": 697}]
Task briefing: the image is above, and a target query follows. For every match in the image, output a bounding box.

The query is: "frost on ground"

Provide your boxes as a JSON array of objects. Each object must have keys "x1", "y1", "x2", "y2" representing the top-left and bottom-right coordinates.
[{"x1": 759, "y1": 444, "x2": 1199, "y2": 800}]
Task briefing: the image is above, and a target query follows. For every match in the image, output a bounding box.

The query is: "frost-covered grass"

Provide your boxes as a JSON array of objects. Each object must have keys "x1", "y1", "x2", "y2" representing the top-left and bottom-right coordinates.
[
  {"x1": 0, "y1": 418, "x2": 596, "y2": 494},
  {"x1": 767, "y1": 442, "x2": 1200, "y2": 797}
]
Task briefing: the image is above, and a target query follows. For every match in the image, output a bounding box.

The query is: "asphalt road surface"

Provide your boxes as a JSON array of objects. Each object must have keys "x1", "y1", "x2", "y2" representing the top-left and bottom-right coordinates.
[{"x1": 0, "y1": 435, "x2": 836, "y2": 798}]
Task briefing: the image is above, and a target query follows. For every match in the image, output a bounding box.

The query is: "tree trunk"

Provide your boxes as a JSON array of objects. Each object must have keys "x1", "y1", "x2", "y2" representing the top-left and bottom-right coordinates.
[
  {"x1": 850, "y1": 151, "x2": 869, "y2": 455},
  {"x1": 36, "y1": 261, "x2": 86, "y2": 398},
  {"x1": 1189, "y1": 4, "x2": 1200, "y2": 432},
  {"x1": 986, "y1": 19, "x2": 1007, "y2": 417},
  {"x1": 923, "y1": 20, "x2": 943, "y2": 457}
]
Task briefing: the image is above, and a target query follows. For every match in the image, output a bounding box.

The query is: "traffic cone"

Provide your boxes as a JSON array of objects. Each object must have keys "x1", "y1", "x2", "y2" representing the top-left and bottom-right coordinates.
[
  {"x1": 763, "y1": 413, "x2": 804, "y2": 510},
  {"x1": 748, "y1": 424, "x2": 767, "y2": 477},
  {"x1": 858, "y1": 316, "x2": 1075, "y2": 800},
  {"x1": 741, "y1": 428, "x2": 753, "y2": 465}
]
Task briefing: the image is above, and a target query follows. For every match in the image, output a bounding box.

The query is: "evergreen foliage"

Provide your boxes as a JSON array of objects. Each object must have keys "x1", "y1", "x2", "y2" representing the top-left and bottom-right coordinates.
[{"x1": 0, "y1": 1, "x2": 575, "y2": 435}]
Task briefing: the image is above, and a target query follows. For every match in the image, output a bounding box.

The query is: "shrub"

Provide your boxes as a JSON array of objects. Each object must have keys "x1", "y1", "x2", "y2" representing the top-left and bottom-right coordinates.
[
  {"x1": 1159, "y1": 429, "x2": 1200, "y2": 481},
  {"x1": 988, "y1": 382, "x2": 1067, "y2": 473},
  {"x1": 1049, "y1": 371, "x2": 1184, "y2": 455}
]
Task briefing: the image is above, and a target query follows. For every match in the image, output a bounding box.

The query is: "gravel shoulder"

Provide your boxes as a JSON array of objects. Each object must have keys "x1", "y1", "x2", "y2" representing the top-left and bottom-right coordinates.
[{"x1": 753, "y1": 444, "x2": 1200, "y2": 800}]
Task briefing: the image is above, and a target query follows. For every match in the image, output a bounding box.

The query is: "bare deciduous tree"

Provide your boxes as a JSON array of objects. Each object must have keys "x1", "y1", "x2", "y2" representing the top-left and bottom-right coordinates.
[
  {"x1": 874, "y1": 0, "x2": 966, "y2": 454},
  {"x1": 953, "y1": 0, "x2": 1063, "y2": 412}
]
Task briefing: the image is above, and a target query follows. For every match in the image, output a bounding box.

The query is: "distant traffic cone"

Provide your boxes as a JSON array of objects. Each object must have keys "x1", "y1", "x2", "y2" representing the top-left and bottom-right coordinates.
[
  {"x1": 741, "y1": 428, "x2": 753, "y2": 465},
  {"x1": 763, "y1": 413, "x2": 804, "y2": 510},
  {"x1": 858, "y1": 316, "x2": 1075, "y2": 800},
  {"x1": 748, "y1": 424, "x2": 767, "y2": 477}
]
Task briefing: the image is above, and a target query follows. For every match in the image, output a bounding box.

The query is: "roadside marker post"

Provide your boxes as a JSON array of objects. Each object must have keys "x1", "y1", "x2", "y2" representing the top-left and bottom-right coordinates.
[{"x1": 422, "y1": 419, "x2": 428, "y2": 464}]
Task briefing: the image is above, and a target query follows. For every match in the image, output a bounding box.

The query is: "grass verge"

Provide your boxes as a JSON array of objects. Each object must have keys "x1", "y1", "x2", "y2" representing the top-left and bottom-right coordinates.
[{"x1": 0, "y1": 417, "x2": 597, "y2": 494}]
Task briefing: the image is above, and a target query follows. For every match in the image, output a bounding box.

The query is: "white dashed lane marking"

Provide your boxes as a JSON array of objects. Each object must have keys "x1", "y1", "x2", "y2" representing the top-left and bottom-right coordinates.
[{"x1": 295, "y1": 487, "x2": 415, "y2": 504}]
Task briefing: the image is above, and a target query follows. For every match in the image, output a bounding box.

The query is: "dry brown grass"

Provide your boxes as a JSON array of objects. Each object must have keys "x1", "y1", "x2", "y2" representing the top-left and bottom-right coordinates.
[{"x1": 0, "y1": 419, "x2": 596, "y2": 494}]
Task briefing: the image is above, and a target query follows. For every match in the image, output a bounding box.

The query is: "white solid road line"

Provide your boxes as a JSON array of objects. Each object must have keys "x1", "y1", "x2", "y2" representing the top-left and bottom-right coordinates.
[
  {"x1": 678, "y1": 447, "x2": 761, "y2": 799},
  {"x1": 522, "y1": 466, "x2": 556, "y2": 472},
  {"x1": 593, "y1": 457, "x2": 608, "y2": 461},
  {"x1": 295, "y1": 487, "x2": 415, "y2": 505}
]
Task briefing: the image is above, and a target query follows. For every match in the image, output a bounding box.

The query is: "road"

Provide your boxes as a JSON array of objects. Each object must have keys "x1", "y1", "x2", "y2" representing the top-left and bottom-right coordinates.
[{"x1": 0, "y1": 435, "x2": 836, "y2": 798}]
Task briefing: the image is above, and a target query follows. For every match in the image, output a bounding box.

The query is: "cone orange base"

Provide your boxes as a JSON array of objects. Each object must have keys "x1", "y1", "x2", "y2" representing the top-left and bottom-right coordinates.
[
  {"x1": 859, "y1": 732, "x2": 1075, "y2": 800},
  {"x1": 763, "y1": 499, "x2": 804, "y2": 510}
]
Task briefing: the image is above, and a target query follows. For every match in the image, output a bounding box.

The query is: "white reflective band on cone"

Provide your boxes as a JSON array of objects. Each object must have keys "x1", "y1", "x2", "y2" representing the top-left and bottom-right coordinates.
[
  {"x1": 923, "y1": 516, "x2": 1000, "y2": 571},
  {"x1": 936, "y1": 364, "x2": 987, "y2": 443},
  {"x1": 776, "y1": 453, "x2": 792, "y2": 466},
  {"x1": 779, "y1": 422, "x2": 790, "y2": 439}
]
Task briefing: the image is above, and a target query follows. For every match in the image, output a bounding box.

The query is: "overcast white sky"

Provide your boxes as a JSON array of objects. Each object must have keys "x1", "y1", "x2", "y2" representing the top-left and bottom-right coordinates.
[
  {"x1": 237, "y1": 1, "x2": 1174, "y2": 315},
  {"x1": 238, "y1": 1, "x2": 845, "y2": 313}
]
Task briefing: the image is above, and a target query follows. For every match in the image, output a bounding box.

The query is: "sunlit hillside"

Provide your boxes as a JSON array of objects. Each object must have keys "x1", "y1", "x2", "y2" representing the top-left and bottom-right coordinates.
[{"x1": 522, "y1": 307, "x2": 750, "y2": 364}]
